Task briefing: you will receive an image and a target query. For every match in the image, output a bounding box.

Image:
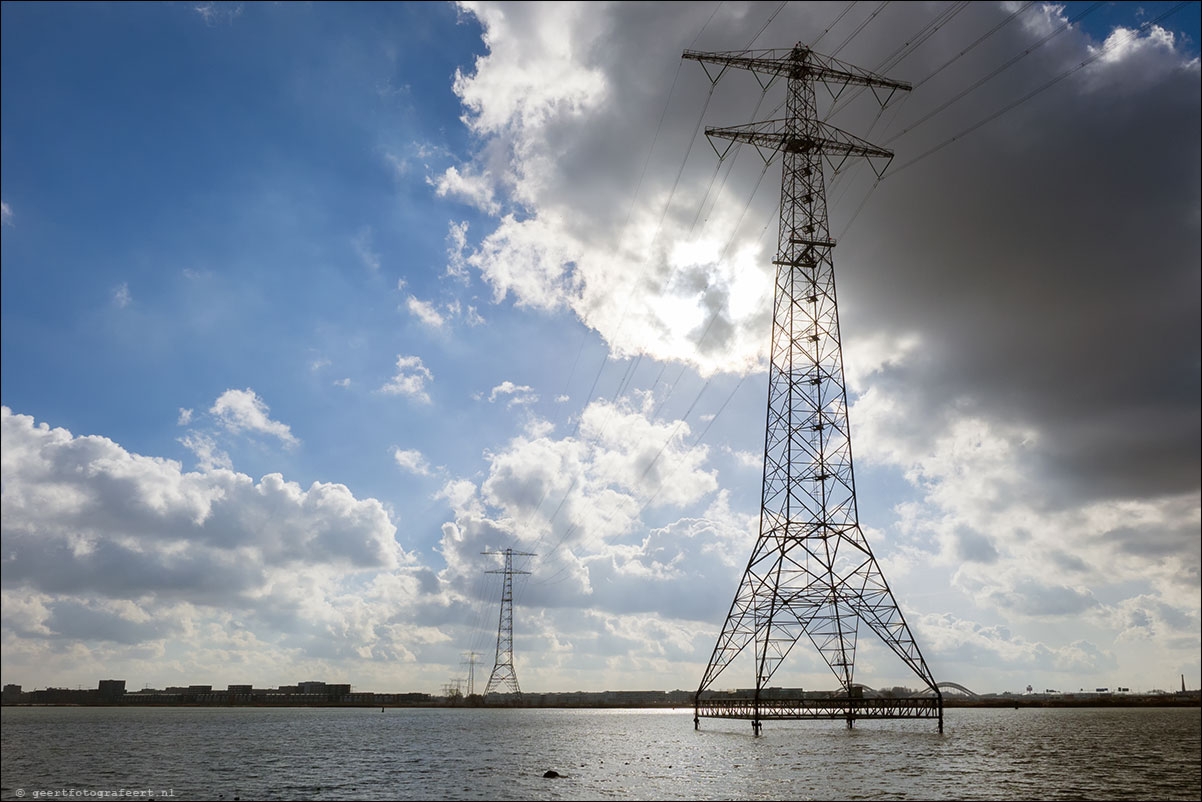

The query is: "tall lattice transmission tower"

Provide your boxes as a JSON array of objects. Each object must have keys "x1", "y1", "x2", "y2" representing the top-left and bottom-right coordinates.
[
  {"x1": 683, "y1": 44, "x2": 942, "y2": 732},
  {"x1": 483, "y1": 548, "x2": 534, "y2": 699}
]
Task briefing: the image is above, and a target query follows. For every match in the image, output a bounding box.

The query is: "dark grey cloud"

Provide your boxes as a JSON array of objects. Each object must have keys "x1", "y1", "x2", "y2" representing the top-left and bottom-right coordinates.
[
  {"x1": 1102, "y1": 519, "x2": 1202, "y2": 560},
  {"x1": 833, "y1": 15, "x2": 1200, "y2": 505}
]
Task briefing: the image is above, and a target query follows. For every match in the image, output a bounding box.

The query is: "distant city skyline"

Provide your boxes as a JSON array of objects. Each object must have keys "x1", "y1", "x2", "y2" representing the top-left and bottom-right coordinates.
[
  {"x1": 2, "y1": 2, "x2": 1199, "y2": 696},
  {"x1": 7, "y1": 675, "x2": 1198, "y2": 700}
]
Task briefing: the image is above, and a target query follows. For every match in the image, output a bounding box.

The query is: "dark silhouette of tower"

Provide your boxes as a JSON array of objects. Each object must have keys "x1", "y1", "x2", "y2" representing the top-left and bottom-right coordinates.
[
  {"x1": 483, "y1": 548, "x2": 534, "y2": 698},
  {"x1": 683, "y1": 43, "x2": 941, "y2": 732}
]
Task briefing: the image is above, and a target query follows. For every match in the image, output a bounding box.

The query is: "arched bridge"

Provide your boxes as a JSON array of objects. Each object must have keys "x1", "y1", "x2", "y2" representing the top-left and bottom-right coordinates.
[
  {"x1": 849, "y1": 682, "x2": 979, "y2": 698},
  {"x1": 909, "y1": 682, "x2": 979, "y2": 698}
]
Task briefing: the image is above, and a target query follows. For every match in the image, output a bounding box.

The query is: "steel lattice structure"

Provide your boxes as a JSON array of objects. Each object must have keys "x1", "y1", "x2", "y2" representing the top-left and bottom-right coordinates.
[
  {"x1": 483, "y1": 548, "x2": 534, "y2": 698},
  {"x1": 683, "y1": 44, "x2": 940, "y2": 729}
]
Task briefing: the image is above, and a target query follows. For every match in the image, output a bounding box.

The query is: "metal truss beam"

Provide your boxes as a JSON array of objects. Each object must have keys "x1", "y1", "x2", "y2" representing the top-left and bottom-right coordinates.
[
  {"x1": 697, "y1": 696, "x2": 942, "y2": 724},
  {"x1": 682, "y1": 46, "x2": 912, "y2": 97}
]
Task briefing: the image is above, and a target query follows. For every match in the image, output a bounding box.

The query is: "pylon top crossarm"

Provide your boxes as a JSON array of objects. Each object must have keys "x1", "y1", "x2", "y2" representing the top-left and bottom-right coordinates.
[
  {"x1": 682, "y1": 45, "x2": 911, "y2": 96},
  {"x1": 482, "y1": 548, "x2": 535, "y2": 575}
]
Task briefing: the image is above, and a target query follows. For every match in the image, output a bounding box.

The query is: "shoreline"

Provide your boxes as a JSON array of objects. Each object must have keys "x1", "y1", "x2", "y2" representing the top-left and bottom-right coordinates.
[{"x1": 4, "y1": 697, "x2": 1199, "y2": 710}]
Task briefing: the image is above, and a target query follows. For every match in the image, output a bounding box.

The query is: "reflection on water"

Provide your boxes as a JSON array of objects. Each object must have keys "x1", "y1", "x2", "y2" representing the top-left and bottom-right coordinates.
[{"x1": 2, "y1": 706, "x2": 1199, "y2": 800}]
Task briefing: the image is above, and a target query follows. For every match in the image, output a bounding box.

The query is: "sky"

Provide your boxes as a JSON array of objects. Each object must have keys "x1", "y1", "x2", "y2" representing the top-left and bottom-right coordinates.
[{"x1": 1, "y1": 1, "x2": 1199, "y2": 697}]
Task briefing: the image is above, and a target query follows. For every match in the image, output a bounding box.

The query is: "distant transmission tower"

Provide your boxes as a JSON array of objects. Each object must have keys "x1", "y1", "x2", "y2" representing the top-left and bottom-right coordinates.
[
  {"x1": 462, "y1": 651, "x2": 480, "y2": 697},
  {"x1": 483, "y1": 548, "x2": 535, "y2": 698},
  {"x1": 684, "y1": 44, "x2": 942, "y2": 732}
]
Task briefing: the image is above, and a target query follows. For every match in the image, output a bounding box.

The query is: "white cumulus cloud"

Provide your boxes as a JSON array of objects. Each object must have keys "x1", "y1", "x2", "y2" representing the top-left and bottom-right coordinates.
[
  {"x1": 0, "y1": 407, "x2": 449, "y2": 689},
  {"x1": 378, "y1": 355, "x2": 433, "y2": 403},
  {"x1": 487, "y1": 380, "x2": 538, "y2": 407},
  {"x1": 406, "y1": 295, "x2": 446, "y2": 329},
  {"x1": 210, "y1": 388, "x2": 299, "y2": 447},
  {"x1": 393, "y1": 447, "x2": 433, "y2": 476}
]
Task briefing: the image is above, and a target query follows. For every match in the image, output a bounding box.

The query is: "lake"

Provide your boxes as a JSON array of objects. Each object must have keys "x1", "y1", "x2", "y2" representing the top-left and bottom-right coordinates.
[{"x1": 2, "y1": 706, "x2": 1199, "y2": 800}]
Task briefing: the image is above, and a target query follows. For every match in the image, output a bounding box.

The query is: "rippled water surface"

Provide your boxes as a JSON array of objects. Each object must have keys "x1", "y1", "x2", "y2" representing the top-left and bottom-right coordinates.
[{"x1": 2, "y1": 706, "x2": 1199, "y2": 800}]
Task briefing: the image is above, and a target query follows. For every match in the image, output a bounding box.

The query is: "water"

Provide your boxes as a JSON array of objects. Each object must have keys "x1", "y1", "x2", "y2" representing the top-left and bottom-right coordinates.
[{"x1": 2, "y1": 706, "x2": 1199, "y2": 800}]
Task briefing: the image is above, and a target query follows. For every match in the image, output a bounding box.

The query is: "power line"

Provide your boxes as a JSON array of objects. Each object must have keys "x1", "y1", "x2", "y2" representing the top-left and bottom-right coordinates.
[
  {"x1": 831, "y1": 1, "x2": 1098, "y2": 236},
  {"x1": 535, "y1": 5, "x2": 934, "y2": 582},
  {"x1": 551, "y1": 2, "x2": 725, "y2": 440},
  {"x1": 514, "y1": 0, "x2": 797, "y2": 579},
  {"x1": 876, "y1": 1, "x2": 970, "y2": 72},
  {"x1": 912, "y1": 1, "x2": 1037, "y2": 90},
  {"x1": 745, "y1": 1, "x2": 789, "y2": 50},
  {"x1": 505, "y1": 2, "x2": 1021, "y2": 621},
  {"x1": 535, "y1": 0, "x2": 1127, "y2": 605},
  {"x1": 889, "y1": 1, "x2": 1193, "y2": 175},
  {"x1": 501, "y1": 10, "x2": 736, "y2": 587},
  {"x1": 527, "y1": 5, "x2": 932, "y2": 593},
  {"x1": 760, "y1": 1, "x2": 902, "y2": 123},
  {"x1": 634, "y1": 375, "x2": 748, "y2": 514},
  {"x1": 883, "y1": 1, "x2": 1105, "y2": 145},
  {"x1": 831, "y1": 1, "x2": 891, "y2": 57},
  {"x1": 826, "y1": 0, "x2": 970, "y2": 120},
  {"x1": 526, "y1": 157, "x2": 778, "y2": 573},
  {"x1": 813, "y1": 1, "x2": 860, "y2": 49},
  {"x1": 523, "y1": 155, "x2": 774, "y2": 571},
  {"x1": 608, "y1": 81, "x2": 776, "y2": 407},
  {"x1": 586, "y1": 1, "x2": 795, "y2": 414}
]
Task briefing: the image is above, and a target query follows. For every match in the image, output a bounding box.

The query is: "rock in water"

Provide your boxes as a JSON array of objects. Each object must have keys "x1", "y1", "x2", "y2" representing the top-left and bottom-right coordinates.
[{"x1": 543, "y1": 770, "x2": 561, "y2": 779}]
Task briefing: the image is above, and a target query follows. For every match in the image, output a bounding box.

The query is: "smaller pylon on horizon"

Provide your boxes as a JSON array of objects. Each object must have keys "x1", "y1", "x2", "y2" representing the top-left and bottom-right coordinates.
[
  {"x1": 483, "y1": 548, "x2": 535, "y2": 699},
  {"x1": 462, "y1": 651, "x2": 480, "y2": 697}
]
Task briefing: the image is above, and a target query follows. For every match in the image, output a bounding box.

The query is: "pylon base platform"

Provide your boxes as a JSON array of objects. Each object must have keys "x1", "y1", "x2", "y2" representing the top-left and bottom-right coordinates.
[{"x1": 695, "y1": 696, "x2": 943, "y2": 730}]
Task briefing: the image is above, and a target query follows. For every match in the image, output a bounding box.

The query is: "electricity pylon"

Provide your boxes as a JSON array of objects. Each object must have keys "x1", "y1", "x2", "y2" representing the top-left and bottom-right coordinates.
[
  {"x1": 462, "y1": 651, "x2": 480, "y2": 697},
  {"x1": 483, "y1": 548, "x2": 535, "y2": 698},
  {"x1": 683, "y1": 44, "x2": 940, "y2": 727}
]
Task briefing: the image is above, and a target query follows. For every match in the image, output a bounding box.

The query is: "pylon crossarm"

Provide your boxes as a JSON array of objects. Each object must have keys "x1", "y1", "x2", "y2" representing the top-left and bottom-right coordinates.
[
  {"x1": 682, "y1": 47, "x2": 912, "y2": 96},
  {"x1": 706, "y1": 119, "x2": 894, "y2": 161},
  {"x1": 805, "y1": 48, "x2": 911, "y2": 96}
]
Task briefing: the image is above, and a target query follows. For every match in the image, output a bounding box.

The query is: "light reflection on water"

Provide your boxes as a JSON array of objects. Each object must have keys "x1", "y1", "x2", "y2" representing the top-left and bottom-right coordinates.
[{"x1": 1, "y1": 706, "x2": 1199, "y2": 800}]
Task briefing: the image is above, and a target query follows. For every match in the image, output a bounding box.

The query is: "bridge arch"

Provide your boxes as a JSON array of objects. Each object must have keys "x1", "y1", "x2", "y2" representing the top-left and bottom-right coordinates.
[{"x1": 909, "y1": 681, "x2": 978, "y2": 698}]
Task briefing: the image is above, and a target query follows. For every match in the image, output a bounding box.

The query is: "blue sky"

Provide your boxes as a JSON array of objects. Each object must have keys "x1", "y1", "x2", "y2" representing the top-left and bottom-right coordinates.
[{"x1": 2, "y1": 1, "x2": 1199, "y2": 697}]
